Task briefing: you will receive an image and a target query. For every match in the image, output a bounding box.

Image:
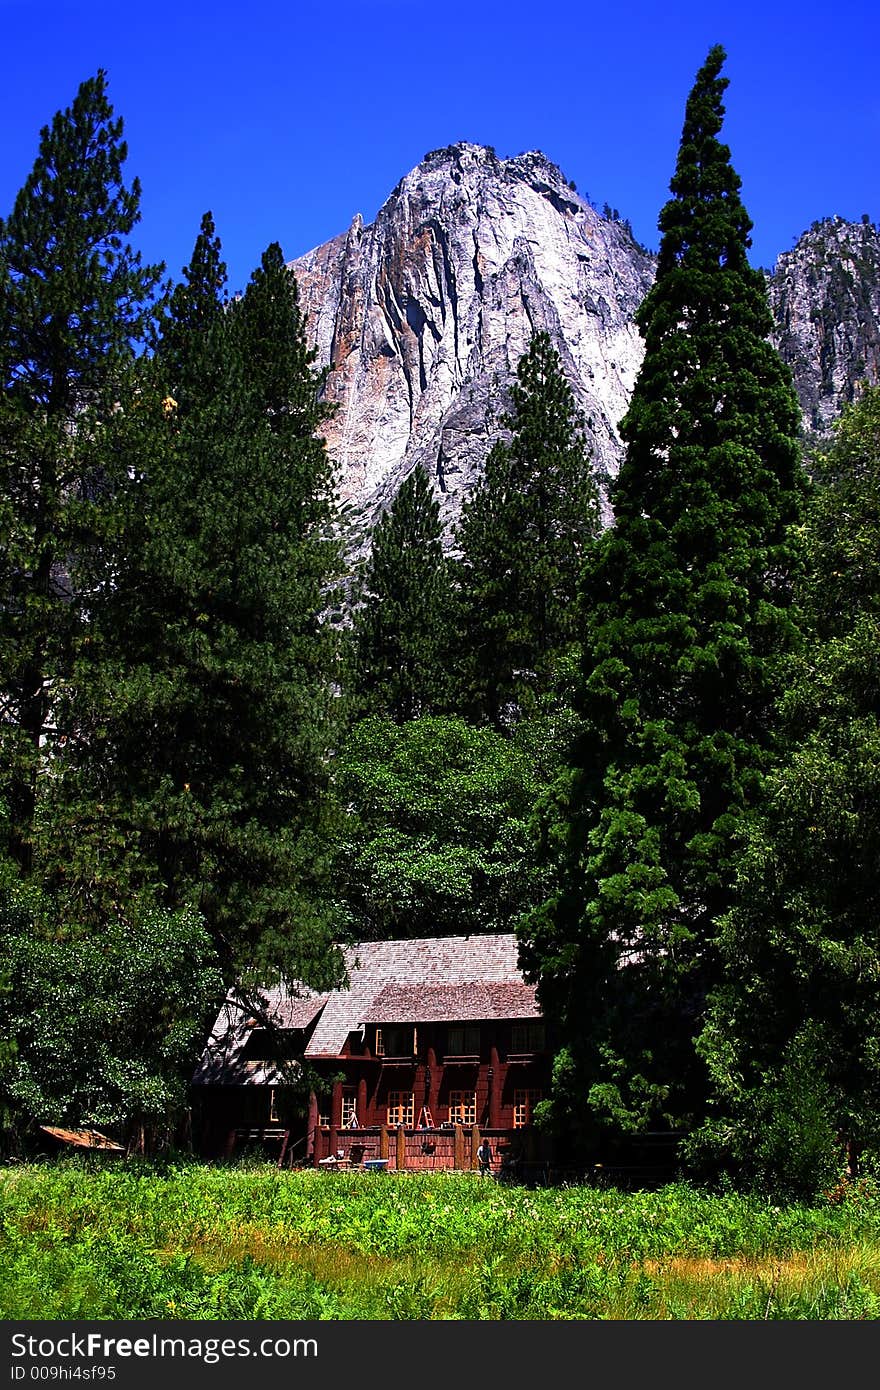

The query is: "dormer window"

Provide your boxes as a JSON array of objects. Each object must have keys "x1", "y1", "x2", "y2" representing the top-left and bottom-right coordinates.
[{"x1": 375, "y1": 1025, "x2": 417, "y2": 1058}]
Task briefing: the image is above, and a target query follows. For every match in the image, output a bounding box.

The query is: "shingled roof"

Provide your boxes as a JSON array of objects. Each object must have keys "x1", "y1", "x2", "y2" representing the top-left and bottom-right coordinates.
[
  {"x1": 191, "y1": 990, "x2": 329, "y2": 1086},
  {"x1": 363, "y1": 980, "x2": 539, "y2": 1025},
  {"x1": 304, "y1": 934, "x2": 536, "y2": 1057},
  {"x1": 192, "y1": 933, "x2": 539, "y2": 1082}
]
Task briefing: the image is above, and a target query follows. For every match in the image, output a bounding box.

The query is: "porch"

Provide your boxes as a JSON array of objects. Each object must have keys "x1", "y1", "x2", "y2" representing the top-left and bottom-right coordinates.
[{"x1": 305, "y1": 1122, "x2": 538, "y2": 1174}]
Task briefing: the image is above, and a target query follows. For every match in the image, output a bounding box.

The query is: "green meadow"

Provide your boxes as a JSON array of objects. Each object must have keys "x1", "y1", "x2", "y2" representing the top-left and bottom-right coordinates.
[{"x1": 2, "y1": 1162, "x2": 880, "y2": 1319}]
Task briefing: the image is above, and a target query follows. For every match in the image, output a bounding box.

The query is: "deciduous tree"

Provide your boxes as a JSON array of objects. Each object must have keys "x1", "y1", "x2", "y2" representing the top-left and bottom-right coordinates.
[{"x1": 334, "y1": 714, "x2": 564, "y2": 939}]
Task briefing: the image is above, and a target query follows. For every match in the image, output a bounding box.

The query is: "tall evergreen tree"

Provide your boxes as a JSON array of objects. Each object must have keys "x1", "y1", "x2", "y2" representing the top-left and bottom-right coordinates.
[
  {"x1": 351, "y1": 463, "x2": 450, "y2": 722},
  {"x1": 519, "y1": 48, "x2": 807, "y2": 1148},
  {"x1": 454, "y1": 332, "x2": 600, "y2": 725},
  {"x1": 44, "y1": 227, "x2": 343, "y2": 984},
  {"x1": 692, "y1": 386, "x2": 880, "y2": 1195},
  {"x1": 0, "y1": 71, "x2": 163, "y2": 873},
  {"x1": 154, "y1": 209, "x2": 228, "y2": 408}
]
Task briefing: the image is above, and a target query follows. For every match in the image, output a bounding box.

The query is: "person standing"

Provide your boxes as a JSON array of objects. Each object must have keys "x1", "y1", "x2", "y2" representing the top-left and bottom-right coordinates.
[{"x1": 477, "y1": 1137, "x2": 493, "y2": 1176}]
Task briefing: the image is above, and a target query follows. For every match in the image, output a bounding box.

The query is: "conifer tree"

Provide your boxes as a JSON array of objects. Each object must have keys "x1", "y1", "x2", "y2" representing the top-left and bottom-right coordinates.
[
  {"x1": 692, "y1": 386, "x2": 880, "y2": 1195},
  {"x1": 352, "y1": 463, "x2": 450, "y2": 722},
  {"x1": 454, "y1": 332, "x2": 600, "y2": 725},
  {"x1": 0, "y1": 71, "x2": 163, "y2": 874},
  {"x1": 45, "y1": 227, "x2": 343, "y2": 984},
  {"x1": 519, "y1": 48, "x2": 807, "y2": 1147},
  {"x1": 155, "y1": 208, "x2": 228, "y2": 408}
]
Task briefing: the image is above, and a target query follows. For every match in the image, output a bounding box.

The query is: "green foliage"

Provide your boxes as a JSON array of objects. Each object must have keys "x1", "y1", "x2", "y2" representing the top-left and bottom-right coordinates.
[
  {"x1": 0, "y1": 883, "x2": 222, "y2": 1137},
  {"x1": 454, "y1": 331, "x2": 600, "y2": 724},
  {"x1": 0, "y1": 80, "x2": 346, "y2": 1144},
  {"x1": 0, "y1": 70, "x2": 162, "y2": 412},
  {"x1": 693, "y1": 386, "x2": 880, "y2": 1195},
  {"x1": 351, "y1": 464, "x2": 452, "y2": 722},
  {"x1": 333, "y1": 714, "x2": 569, "y2": 938},
  {"x1": 520, "y1": 47, "x2": 807, "y2": 1144},
  {"x1": 802, "y1": 382, "x2": 880, "y2": 633},
  {"x1": 4, "y1": 1165, "x2": 880, "y2": 1318},
  {"x1": 39, "y1": 223, "x2": 345, "y2": 984},
  {"x1": 0, "y1": 71, "x2": 163, "y2": 874}
]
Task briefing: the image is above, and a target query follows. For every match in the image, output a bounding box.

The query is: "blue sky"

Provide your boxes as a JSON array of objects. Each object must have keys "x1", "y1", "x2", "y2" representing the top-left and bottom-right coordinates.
[{"x1": 2, "y1": 0, "x2": 878, "y2": 294}]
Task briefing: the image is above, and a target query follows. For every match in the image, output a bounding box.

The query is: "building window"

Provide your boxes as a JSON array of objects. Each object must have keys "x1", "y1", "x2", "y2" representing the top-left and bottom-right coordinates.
[
  {"x1": 511, "y1": 1022, "x2": 545, "y2": 1054},
  {"x1": 447, "y1": 1090, "x2": 477, "y2": 1126},
  {"x1": 341, "y1": 1088, "x2": 358, "y2": 1128},
  {"x1": 446, "y1": 1024, "x2": 480, "y2": 1056},
  {"x1": 269, "y1": 1088, "x2": 280, "y2": 1123},
  {"x1": 387, "y1": 1091, "x2": 414, "y2": 1128},
  {"x1": 317, "y1": 1111, "x2": 330, "y2": 1128},
  {"x1": 375, "y1": 1026, "x2": 417, "y2": 1057},
  {"x1": 513, "y1": 1089, "x2": 542, "y2": 1128}
]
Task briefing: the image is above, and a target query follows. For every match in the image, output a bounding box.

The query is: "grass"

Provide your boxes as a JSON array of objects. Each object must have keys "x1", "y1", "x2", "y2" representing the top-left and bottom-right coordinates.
[{"x1": 2, "y1": 1159, "x2": 880, "y2": 1318}]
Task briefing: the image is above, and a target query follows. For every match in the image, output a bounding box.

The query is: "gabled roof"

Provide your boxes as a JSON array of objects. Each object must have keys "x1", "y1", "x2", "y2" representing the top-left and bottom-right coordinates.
[
  {"x1": 192, "y1": 933, "x2": 539, "y2": 1083},
  {"x1": 191, "y1": 989, "x2": 329, "y2": 1086},
  {"x1": 305, "y1": 934, "x2": 535, "y2": 1056}
]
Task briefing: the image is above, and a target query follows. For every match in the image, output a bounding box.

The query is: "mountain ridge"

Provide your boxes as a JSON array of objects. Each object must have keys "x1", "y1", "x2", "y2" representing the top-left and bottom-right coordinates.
[{"x1": 289, "y1": 143, "x2": 880, "y2": 552}]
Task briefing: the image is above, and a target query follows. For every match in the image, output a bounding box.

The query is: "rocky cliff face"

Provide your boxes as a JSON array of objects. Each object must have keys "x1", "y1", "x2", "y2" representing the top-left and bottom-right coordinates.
[
  {"x1": 767, "y1": 216, "x2": 880, "y2": 435},
  {"x1": 290, "y1": 146, "x2": 879, "y2": 549},
  {"x1": 291, "y1": 144, "x2": 654, "y2": 546}
]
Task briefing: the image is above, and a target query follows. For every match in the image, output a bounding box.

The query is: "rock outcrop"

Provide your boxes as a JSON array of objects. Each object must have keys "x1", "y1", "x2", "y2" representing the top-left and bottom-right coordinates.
[
  {"x1": 290, "y1": 145, "x2": 880, "y2": 550},
  {"x1": 767, "y1": 216, "x2": 880, "y2": 435},
  {"x1": 291, "y1": 144, "x2": 654, "y2": 547}
]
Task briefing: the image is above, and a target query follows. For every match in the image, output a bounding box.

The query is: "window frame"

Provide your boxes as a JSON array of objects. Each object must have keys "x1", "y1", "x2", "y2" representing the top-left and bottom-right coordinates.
[
  {"x1": 447, "y1": 1090, "x2": 477, "y2": 1126},
  {"x1": 446, "y1": 1024, "x2": 481, "y2": 1057},
  {"x1": 510, "y1": 1022, "x2": 546, "y2": 1054},
  {"x1": 513, "y1": 1088, "x2": 542, "y2": 1129},
  {"x1": 386, "y1": 1090, "x2": 415, "y2": 1128},
  {"x1": 341, "y1": 1088, "x2": 358, "y2": 1128},
  {"x1": 375, "y1": 1025, "x2": 418, "y2": 1058}
]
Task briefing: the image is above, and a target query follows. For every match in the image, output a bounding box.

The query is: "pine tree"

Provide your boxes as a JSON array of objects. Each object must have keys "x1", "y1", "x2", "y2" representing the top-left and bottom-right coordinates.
[
  {"x1": 692, "y1": 386, "x2": 880, "y2": 1195},
  {"x1": 155, "y1": 208, "x2": 228, "y2": 408},
  {"x1": 0, "y1": 71, "x2": 163, "y2": 873},
  {"x1": 44, "y1": 227, "x2": 344, "y2": 983},
  {"x1": 352, "y1": 464, "x2": 450, "y2": 722},
  {"x1": 454, "y1": 332, "x2": 600, "y2": 725},
  {"x1": 519, "y1": 47, "x2": 807, "y2": 1148}
]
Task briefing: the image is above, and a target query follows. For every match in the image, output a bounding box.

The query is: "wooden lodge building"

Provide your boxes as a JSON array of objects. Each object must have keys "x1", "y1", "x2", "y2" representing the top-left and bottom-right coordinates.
[{"x1": 191, "y1": 934, "x2": 554, "y2": 1173}]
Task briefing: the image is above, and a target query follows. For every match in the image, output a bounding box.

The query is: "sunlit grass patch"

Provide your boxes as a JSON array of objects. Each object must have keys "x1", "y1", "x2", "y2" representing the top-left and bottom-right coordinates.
[
  {"x1": 641, "y1": 1247, "x2": 880, "y2": 1319},
  {"x1": 3, "y1": 1161, "x2": 880, "y2": 1318}
]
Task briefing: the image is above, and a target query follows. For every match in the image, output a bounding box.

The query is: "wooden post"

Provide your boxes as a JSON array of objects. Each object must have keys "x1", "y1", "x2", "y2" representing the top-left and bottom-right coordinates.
[
  {"x1": 396, "y1": 1124, "x2": 406, "y2": 1171},
  {"x1": 470, "y1": 1125, "x2": 481, "y2": 1171},
  {"x1": 488, "y1": 1047, "x2": 501, "y2": 1129},
  {"x1": 331, "y1": 1079, "x2": 343, "y2": 1130},
  {"x1": 307, "y1": 1092, "x2": 319, "y2": 1166},
  {"x1": 380, "y1": 1124, "x2": 389, "y2": 1160},
  {"x1": 454, "y1": 1122, "x2": 464, "y2": 1170}
]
